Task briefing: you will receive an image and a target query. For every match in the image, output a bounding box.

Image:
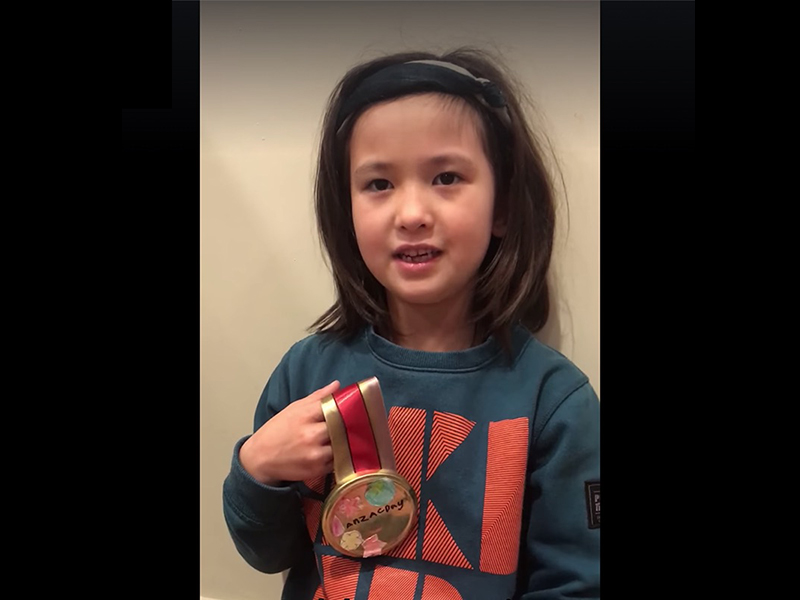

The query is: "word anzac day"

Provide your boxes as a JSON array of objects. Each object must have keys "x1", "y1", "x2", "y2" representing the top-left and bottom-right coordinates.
[{"x1": 343, "y1": 498, "x2": 405, "y2": 529}]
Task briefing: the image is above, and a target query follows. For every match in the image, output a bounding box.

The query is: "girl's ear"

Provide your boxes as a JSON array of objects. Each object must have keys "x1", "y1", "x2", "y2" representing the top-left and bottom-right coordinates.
[
  {"x1": 492, "y1": 213, "x2": 507, "y2": 237},
  {"x1": 492, "y1": 192, "x2": 508, "y2": 237}
]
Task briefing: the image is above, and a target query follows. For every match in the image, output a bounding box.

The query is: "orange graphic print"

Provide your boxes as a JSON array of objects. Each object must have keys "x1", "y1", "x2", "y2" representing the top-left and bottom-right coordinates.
[
  {"x1": 420, "y1": 574, "x2": 464, "y2": 600},
  {"x1": 367, "y1": 565, "x2": 418, "y2": 600},
  {"x1": 479, "y1": 417, "x2": 529, "y2": 575},
  {"x1": 304, "y1": 473, "x2": 327, "y2": 495},
  {"x1": 386, "y1": 519, "x2": 418, "y2": 561},
  {"x1": 427, "y1": 411, "x2": 475, "y2": 480},
  {"x1": 385, "y1": 406, "x2": 425, "y2": 560},
  {"x1": 365, "y1": 565, "x2": 463, "y2": 600},
  {"x1": 422, "y1": 500, "x2": 472, "y2": 569},
  {"x1": 387, "y1": 406, "x2": 425, "y2": 498},
  {"x1": 320, "y1": 555, "x2": 360, "y2": 600},
  {"x1": 302, "y1": 497, "x2": 323, "y2": 544}
]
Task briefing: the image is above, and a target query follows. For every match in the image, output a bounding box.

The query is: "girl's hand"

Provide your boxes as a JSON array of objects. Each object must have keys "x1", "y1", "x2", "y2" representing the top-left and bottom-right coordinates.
[{"x1": 239, "y1": 381, "x2": 340, "y2": 485}]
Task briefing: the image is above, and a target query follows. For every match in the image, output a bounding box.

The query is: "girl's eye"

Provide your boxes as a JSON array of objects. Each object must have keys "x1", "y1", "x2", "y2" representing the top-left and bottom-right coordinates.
[
  {"x1": 366, "y1": 179, "x2": 393, "y2": 192},
  {"x1": 433, "y1": 172, "x2": 461, "y2": 186}
]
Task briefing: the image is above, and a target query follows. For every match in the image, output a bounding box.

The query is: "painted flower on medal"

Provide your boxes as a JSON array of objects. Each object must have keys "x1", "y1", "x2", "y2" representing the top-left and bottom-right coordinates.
[
  {"x1": 335, "y1": 496, "x2": 363, "y2": 519},
  {"x1": 361, "y1": 534, "x2": 387, "y2": 558},
  {"x1": 331, "y1": 516, "x2": 344, "y2": 537},
  {"x1": 365, "y1": 478, "x2": 396, "y2": 506},
  {"x1": 339, "y1": 530, "x2": 364, "y2": 551}
]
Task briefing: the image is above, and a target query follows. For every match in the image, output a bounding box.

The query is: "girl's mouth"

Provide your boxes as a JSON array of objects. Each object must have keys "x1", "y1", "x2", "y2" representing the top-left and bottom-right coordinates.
[{"x1": 395, "y1": 249, "x2": 442, "y2": 263}]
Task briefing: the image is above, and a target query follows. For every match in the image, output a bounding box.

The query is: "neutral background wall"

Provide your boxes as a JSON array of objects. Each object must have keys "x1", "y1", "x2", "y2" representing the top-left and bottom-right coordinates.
[{"x1": 200, "y1": 2, "x2": 599, "y2": 599}]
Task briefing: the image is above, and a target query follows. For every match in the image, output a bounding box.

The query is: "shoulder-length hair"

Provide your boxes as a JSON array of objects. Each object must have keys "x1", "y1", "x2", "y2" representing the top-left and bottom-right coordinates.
[{"x1": 310, "y1": 47, "x2": 559, "y2": 351}]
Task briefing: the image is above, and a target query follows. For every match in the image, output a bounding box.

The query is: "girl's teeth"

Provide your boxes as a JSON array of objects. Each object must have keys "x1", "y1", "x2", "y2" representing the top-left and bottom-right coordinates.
[{"x1": 402, "y1": 252, "x2": 432, "y2": 263}]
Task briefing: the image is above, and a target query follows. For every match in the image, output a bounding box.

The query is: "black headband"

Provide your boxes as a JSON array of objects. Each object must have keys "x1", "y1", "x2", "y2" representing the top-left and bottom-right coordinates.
[{"x1": 335, "y1": 60, "x2": 510, "y2": 134}]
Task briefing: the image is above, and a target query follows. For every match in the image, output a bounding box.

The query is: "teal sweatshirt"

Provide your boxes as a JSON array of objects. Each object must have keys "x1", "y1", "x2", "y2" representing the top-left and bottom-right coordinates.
[{"x1": 223, "y1": 325, "x2": 600, "y2": 600}]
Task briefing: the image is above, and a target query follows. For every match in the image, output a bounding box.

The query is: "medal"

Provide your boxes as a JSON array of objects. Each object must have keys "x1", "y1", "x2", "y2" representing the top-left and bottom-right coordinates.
[{"x1": 320, "y1": 377, "x2": 417, "y2": 558}]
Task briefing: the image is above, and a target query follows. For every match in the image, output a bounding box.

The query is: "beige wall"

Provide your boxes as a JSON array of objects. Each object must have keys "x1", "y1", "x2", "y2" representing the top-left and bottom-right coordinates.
[{"x1": 200, "y1": 2, "x2": 599, "y2": 600}]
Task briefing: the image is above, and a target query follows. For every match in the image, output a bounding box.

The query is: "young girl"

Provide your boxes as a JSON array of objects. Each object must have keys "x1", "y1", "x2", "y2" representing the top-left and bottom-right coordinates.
[{"x1": 222, "y1": 48, "x2": 600, "y2": 600}]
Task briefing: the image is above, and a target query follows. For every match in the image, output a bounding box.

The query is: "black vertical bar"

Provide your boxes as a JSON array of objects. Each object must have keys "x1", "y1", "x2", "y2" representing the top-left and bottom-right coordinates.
[
  {"x1": 119, "y1": 2, "x2": 199, "y2": 595},
  {"x1": 601, "y1": 0, "x2": 694, "y2": 595}
]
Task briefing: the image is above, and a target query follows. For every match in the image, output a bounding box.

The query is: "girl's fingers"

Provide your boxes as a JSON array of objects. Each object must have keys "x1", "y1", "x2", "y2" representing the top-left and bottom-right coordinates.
[{"x1": 305, "y1": 380, "x2": 341, "y2": 421}]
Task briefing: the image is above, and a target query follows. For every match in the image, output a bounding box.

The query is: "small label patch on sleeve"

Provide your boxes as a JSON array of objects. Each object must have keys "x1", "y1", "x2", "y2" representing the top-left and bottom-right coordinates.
[{"x1": 585, "y1": 481, "x2": 600, "y2": 529}]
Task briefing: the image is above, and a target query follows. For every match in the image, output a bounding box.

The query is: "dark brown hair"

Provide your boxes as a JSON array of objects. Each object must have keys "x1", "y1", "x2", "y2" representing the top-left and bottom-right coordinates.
[{"x1": 310, "y1": 48, "x2": 558, "y2": 351}]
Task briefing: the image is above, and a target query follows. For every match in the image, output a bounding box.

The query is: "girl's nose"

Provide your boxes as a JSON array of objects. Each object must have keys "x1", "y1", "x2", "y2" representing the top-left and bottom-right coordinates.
[{"x1": 394, "y1": 185, "x2": 432, "y2": 231}]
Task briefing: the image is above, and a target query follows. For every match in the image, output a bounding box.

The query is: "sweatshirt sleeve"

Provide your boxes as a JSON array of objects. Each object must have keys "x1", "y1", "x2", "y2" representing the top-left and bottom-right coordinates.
[
  {"x1": 222, "y1": 354, "x2": 312, "y2": 574},
  {"x1": 518, "y1": 381, "x2": 601, "y2": 599}
]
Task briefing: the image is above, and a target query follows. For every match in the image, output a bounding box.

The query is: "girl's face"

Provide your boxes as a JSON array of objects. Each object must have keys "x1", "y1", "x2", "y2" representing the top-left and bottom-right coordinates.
[{"x1": 349, "y1": 93, "x2": 504, "y2": 317}]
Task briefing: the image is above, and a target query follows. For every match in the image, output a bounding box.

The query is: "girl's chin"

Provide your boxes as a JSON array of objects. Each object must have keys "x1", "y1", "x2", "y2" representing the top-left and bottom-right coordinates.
[{"x1": 385, "y1": 288, "x2": 470, "y2": 312}]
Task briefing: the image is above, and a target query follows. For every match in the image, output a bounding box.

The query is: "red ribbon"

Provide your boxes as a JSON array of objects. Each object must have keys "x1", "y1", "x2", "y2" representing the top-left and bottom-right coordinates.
[{"x1": 333, "y1": 384, "x2": 381, "y2": 473}]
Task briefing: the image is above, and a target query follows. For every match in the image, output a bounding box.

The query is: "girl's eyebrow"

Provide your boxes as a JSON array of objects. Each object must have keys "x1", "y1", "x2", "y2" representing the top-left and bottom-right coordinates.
[
  {"x1": 352, "y1": 161, "x2": 391, "y2": 179},
  {"x1": 352, "y1": 154, "x2": 475, "y2": 178},
  {"x1": 426, "y1": 153, "x2": 474, "y2": 168}
]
